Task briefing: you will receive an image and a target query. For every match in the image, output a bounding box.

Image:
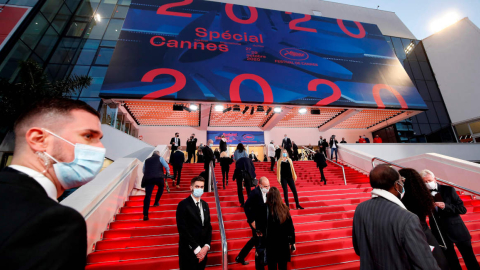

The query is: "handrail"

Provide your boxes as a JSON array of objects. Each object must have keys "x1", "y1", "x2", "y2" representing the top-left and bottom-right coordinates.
[
  {"x1": 303, "y1": 146, "x2": 347, "y2": 185},
  {"x1": 371, "y1": 157, "x2": 480, "y2": 197},
  {"x1": 209, "y1": 161, "x2": 228, "y2": 269}
]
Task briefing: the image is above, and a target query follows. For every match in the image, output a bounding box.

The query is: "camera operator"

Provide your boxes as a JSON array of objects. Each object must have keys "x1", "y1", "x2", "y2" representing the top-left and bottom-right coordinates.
[{"x1": 141, "y1": 150, "x2": 170, "y2": 221}]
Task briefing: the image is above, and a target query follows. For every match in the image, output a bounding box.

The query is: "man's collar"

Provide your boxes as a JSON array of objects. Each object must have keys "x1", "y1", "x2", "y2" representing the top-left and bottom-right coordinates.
[
  {"x1": 9, "y1": 165, "x2": 58, "y2": 201},
  {"x1": 191, "y1": 194, "x2": 201, "y2": 203},
  {"x1": 371, "y1": 188, "x2": 406, "y2": 210}
]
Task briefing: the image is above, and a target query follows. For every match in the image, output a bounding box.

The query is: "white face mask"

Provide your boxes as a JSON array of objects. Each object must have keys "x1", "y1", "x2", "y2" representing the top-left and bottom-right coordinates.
[
  {"x1": 426, "y1": 181, "x2": 437, "y2": 190},
  {"x1": 261, "y1": 187, "x2": 269, "y2": 194}
]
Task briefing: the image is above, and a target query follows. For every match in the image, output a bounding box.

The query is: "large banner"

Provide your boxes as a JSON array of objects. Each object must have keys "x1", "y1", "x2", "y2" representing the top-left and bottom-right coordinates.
[
  {"x1": 101, "y1": 0, "x2": 428, "y2": 110},
  {"x1": 207, "y1": 131, "x2": 265, "y2": 145},
  {"x1": 0, "y1": 5, "x2": 31, "y2": 51}
]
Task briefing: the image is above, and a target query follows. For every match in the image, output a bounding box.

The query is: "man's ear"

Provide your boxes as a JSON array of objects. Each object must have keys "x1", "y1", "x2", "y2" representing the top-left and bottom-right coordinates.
[{"x1": 25, "y1": 128, "x2": 50, "y2": 152}]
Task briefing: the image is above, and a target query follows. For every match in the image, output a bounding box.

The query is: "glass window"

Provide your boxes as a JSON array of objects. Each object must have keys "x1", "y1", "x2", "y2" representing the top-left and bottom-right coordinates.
[
  {"x1": 419, "y1": 124, "x2": 431, "y2": 135},
  {"x1": 95, "y1": 0, "x2": 116, "y2": 18},
  {"x1": 430, "y1": 124, "x2": 441, "y2": 133},
  {"x1": 117, "y1": 0, "x2": 131, "y2": 5},
  {"x1": 52, "y1": 4, "x2": 72, "y2": 33},
  {"x1": 50, "y1": 38, "x2": 81, "y2": 64},
  {"x1": 455, "y1": 123, "x2": 471, "y2": 139},
  {"x1": 68, "y1": 65, "x2": 91, "y2": 97},
  {"x1": 74, "y1": 39, "x2": 100, "y2": 65},
  {"x1": 391, "y1": 37, "x2": 406, "y2": 61},
  {"x1": 21, "y1": 13, "x2": 49, "y2": 49},
  {"x1": 433, "y1": 102, "x2": 450, "y2": 124},
  {"x1": 419, "y1": 62, "x2": 434, "y2": 80},
  {"x1": 414, "y1": 80, "x2": 431, "y2": 101},
  {"x1": 81, "y1": 66, "x2": 108, "y2": 97},
  {"x1": 103, "y1": 19, "x2": 124, "y2": 40},
  {"x1": 416, "y1": 112, "x2": 429, "y2": 124},
  {"x1": 45, "y1": 64, "x2": 69, "y2": 81},
  {"x1": 95, "y1": 47, "x2": 114, "y2": 65},
  {"x1": 65, "y1": 0, "x2": 81, "y2": 12},
  {"x1": 40, "y1": 0, "x2": 62, "y2": 22},
  {"x1": 403, "y1": 62, "x2": 413, "y2": 80},
  {"x1": 0, "y1": 41, "x2": 31, "y2": 82},
  {"x1": 66, "y1": 21, "x2": 88, "y2": 37},
  {"x1": 29, "y1": 52, "x2": 44, "y2": 66},
  {"x1": 114, "y1": 5, "x2": 129, "y2": 18},
  {"x1": 7, "y1": 0, "x2": 38, "y2": 6},
  {"x1": 101, "y1": 40, "x2": 117, "y2": 47},
  {"x1": 408, "y1": 60, "x2": 423, "y2": 80},
  {"x1": 85, "y1": 18, "x2": 109, "y2": 39},
  {"x1": 425, "y1": 81, "x2": 442, "y2": 102},
  {"x1": 75, "y1": 0, "x2": 101, "y2": 17},
  {"x1": 402, "y1": 38, "x2": 417, "y2": 60},
  {"x1": 34, "y1": 27, "x2": 59, "y2": 61},
  {"x1": 414, "y1": 43, "x2": 427, "y2": 61},
  {"x1": 100, "y1": 103, "x2": 117, "y2": 126},
  {"x1": 424, "y1": 101, "x2": 439, "y2": 124},
  {"x1": 470, "y1": 121, "x2": 480, "y2": 134},
  {"x1": 412, "y1": 124, "x2": 421, "y2": 136}
]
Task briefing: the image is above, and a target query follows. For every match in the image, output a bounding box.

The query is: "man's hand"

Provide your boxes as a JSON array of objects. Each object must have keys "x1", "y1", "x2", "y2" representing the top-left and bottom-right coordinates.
[
  {"x1": 196, "y1": 246, "x2": 209, "y2": 262},
  {"x1": 290, "y1": 244, "x2": 296, "y2": 253},
  {"x1": 251, "y1": 221, "x2": 256, "y2": 229},
  {"x1": 435, "y1": 202, "x2": 446, "y2": 209}
]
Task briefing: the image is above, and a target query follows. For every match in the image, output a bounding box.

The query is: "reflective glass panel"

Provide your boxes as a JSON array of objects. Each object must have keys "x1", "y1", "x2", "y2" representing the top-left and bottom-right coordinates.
[
  {"x1": 85, "y1": 18, "x2": 109, "y2": 39},
  {"x1": 114, "y1": 5, "x2": 128, "y2": 18},
  {"x1": 35, "y1": 27, "x2": 59, "y2": 60},
  {"x1": 95, "y1": 47, "x2": 114, "y2": 65},
  {"x1": 470, "y1": 121, "x2": 480, "y2": 134},
  {"x1": 40, "y1": 0, "x2": 62, "y2": 22},
  {"x1": 0, "y1": 41, "x2": 31, "y2": 81},
  {"x1": 66, "y1": 21, "x2": 87, "y2": 37},
  {"x1": 52, "y1": 4, "x2": 72, "y2": 33},
  {"x1": 103, "y1": 19, "x2": 124, "y2": 40},
  {"x1": 75, "y1": 0, "x2": 101, "y2": 17},
  {"x1": 74, "y1": 39, "x2": 100, "y2": 65},
  {"x1": 81, "y1": 66, "x2": 108, "y2": 97},
  {"x1": 21, "y1": 13, "x2": 49, "y2": 49}
]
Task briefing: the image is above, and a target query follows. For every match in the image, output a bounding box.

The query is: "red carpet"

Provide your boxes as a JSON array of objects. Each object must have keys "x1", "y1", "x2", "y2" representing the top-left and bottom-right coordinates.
[{"x1": 85, "y1": 160, "x2": 480, "y2": 269}]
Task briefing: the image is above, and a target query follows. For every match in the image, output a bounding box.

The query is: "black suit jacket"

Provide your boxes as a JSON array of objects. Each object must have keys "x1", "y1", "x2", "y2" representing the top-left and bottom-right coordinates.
[
  {"x1": 249, "y1": 153, "x2": 258, "y2": 162},
  {"x1": 430, "y1": 184, "x2": 471, "y2": 242},
  {"x1": 186, "y1": 138, "x2": 197, "y2": 152},
  {"x1": 0, "y1": 168, "x2": 87, "y2": 270},
  {"x1": 244, "y1": 186, "x2": 267, "y2": 234},
  {"x1": 172, "y1": 150, "x2": 185, "y2": 167},
  {"x1": 282, "y1": 138, "x2": 292, "y2": 150},
  {"x1": 170, "y1": 137, "x2": 181, "y2": 151},
  {"x1": 314, "y1": 152, "x2": 327, "y2": 168},
  {"x1": 203, "y1": 146, "x2": 215, "y2": 169},
  {"x1": 275, "y1": 148, "x2": 281, "y2": 160},
  {"x1": 219, "y1": 139, "x2": 227, "y2": 152},
  {"x1": 176, "y1": 196, "x2": 212, "y2": 256}
]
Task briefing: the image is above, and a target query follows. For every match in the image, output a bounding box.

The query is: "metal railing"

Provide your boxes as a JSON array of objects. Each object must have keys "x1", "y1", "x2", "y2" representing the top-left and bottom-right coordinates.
[
  {"x1": 371, "y1": 157, "x2": 480, "y2": 197},
  {"x1": 302, "y1": 146, "x2": 347, "y2": 185},
  {"x1": 209, "y1": 161, "x2": 228, "y2": 269}
]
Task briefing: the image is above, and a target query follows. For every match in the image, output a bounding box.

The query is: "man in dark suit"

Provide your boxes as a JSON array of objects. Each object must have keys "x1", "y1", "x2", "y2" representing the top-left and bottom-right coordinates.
[
  {"x1": 170, "y1": 132, "x2": 180, "y2": 163},
  {"x1": 186, "y1": 133, "x2": 197, "y2": 163},
  {"x1": 353, "y1": 165, "x2": 440, "y2": 269},
  {"x1": 176, "y1": 176, "x2": 212, "y2": 270},
  {"x1": 219, "y1": 134, "x2": 227, "y2": 152},
  {"x1": 314, "y1": 150, "x2": 327, "y2": 185},
  {"x1": 321, "y1": 139, "x2": 329, "y2": 158},
  {"x1": 292, "y1": 141, "x2": 299, "y2": 161},
  {"x1": 0, "y1": 98, "x2": 106, "y2": 269},
  {"x1": 142, "y1": 150, "x2": 170, "y2": 220},
  {"x1": 249, "y1": 151, "x2": 259, "y2": 162},
  {"x1": 281, "y1": 134, "x2": 293, "y2": 158},
  {"x1": 202, "y1": 139, "x2": 215, "y2": 192},
  {"x1": 172, "y1": 146, "x2": 185, "y2": 188},
  {"x1": 235, "y1": 177, "x2": 270, "y2": 268},
  {"x1": 422, "y1": 169, "x2": 479, "y2": 270}
]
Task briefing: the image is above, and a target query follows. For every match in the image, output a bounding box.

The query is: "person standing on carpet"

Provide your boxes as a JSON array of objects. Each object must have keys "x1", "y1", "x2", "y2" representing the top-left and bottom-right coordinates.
[
  {"x1": 265, "y1": 187, "x2": 296, "y2": 270},
  {"x1": 219, "y1": 151, "x2": 233, "y2": 189},
  {"x1": 233, "y1": 143, "x2": 249, "y2": 162},
  {"x1": 171, "y1": 146, "x2": 185, "y2": 188},
  {"x1": 276, "y1": 149, "x2": 303, "y2": 210},
  {"x1": 142, "y1": 150, "x2": 170, "y2": 221},
  {"x1": 268, "y1": 141, "x2": 276, "y2": 171},
  {"x1": 176, "y1": 176, "x2": 212, "y2": 270},
  {"x1": 314, "y1": 149, "x2": 327, "y2": 185}
]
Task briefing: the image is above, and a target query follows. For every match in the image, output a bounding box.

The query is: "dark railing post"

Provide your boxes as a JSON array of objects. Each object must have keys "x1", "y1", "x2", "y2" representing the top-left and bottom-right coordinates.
[{"x1": 209, "y1": 161, "x2": 228, "y2": 269}]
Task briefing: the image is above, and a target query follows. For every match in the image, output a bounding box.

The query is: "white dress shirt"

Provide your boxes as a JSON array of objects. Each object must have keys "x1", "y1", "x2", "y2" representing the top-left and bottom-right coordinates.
[
  {"x1": 191, "y1": 194, "x2": 210, "y2": 254},
  {"x1": 9, "y1": 165, "x2": 58, "y2": 201},
  {"x1": 268, "y1": 144, "x2": 275, "y2": 157}
]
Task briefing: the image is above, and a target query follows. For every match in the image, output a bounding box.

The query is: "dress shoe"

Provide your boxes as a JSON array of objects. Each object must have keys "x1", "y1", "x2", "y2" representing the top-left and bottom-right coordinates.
[
  {"x1": 235, "y1": 257, "x2": 249, "y2": 265},
  {"x1": 143, "y1": 215, "x2": 149, "y2": 221},
  {"x1": 153, "y1": 203, "x2": 159, "y2": 207},
  {"x1": 176, "y1": 185, "x2": 180, "y2": 188},
  {"x1": 296, "y1": 205, "x2": 304, "y2": 210}
]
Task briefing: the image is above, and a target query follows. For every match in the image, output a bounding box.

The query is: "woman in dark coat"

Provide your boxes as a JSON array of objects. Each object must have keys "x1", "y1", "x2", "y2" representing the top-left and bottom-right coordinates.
[
  {"x1": 399, "y1": 168, "x2": 449, "y2": 270},
  {"x1": 214, "y1": 148, "x2": 220, "y2": 162},
  {"x1": 219, "y1": 151, "x2": 233, "y2": 189},
  {"x1": 266, "y1": 187, "x2": 296, "y2": 270},
  {"x1": 197, "y1": 149, "x2": 204, "y2": 163},
  {"x1": 314, "y1": 149, "x2": 328, "y2": 185}
]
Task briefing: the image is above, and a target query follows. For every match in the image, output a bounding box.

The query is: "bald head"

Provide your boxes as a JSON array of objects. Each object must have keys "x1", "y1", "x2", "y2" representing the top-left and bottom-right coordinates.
[
  {"x1": 259, "y1": 176, "x2": 270, "y2": 191},
  {"x1": 208, "y1": 139, "x2": 213, "y2": 144},
  {"x1": 370, "y1": 164, "x2": 400, "y2": 190}
]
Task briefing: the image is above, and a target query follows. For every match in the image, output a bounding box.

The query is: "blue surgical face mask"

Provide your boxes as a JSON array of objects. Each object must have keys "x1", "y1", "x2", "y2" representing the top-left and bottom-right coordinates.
[
  {"x1": 209, "y1": 143, "x2": 213, "y2": 147},
  {"x1": 193, "y1": 188, "x2": 204, "y2": 198},
  {"x1": 283, "y1": 153, "x2": 288, "y2": 157},
  {"x1": 395, "y1": 181, "x2": 405, "y2": 199},
  {"x1": 42, "y1": 129, "x2": 106, "y2": 190}
]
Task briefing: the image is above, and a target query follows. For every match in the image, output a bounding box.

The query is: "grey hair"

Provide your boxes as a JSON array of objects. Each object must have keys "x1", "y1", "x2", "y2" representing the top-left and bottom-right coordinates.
[
  {"x1": 420, "y1": 169, "x2": 435, "y2": 178},
  {"x1": 153, "y1": 151, "x2": 160, "y2": 155}
]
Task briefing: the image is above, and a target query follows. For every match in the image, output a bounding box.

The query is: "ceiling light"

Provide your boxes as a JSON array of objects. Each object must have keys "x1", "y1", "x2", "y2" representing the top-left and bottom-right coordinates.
[
  {"x1": 242, "y1": 106, "x2": 249, "y2": 114},
  {"x1": 299, "y1": 108, "x2": 307, "y2": 114},
  {"x1": 273, "y1": 107, "x2": 282, "y2": 113},
  {"x1": 189, "y1": 104, "x2": 198, "y2": 111},
  {"x1": 215, "y1": 105, "x2": 224, "y2": 111}
]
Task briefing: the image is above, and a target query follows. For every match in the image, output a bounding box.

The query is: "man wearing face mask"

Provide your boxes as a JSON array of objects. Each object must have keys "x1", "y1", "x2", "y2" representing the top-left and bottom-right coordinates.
[
  {"x1": 186, "y1": 134, "x2": 197, "y2": 163},
  {"x1": 176, "y1": 176, "x2": 212, "y2": 270},
  {"x1": 170, "y1": 132, "x2": 181, "y2": 164},
  {"x1": 281, "y1": 134, "x2": 293, "y2": 158},
  {"x1": 421, "y1": 170, "x2": 479, "y2": 270},
  {"x1": 142, "y1": 150, "x2": 170, "y2": 220},
  {"x1": 352, "y1": 165, "x2": 440, "y2": 269},
  {"x1": 0, "y1": 98, "x2": 106, "y2": 269},
  {"x1": 235, "y1": 177, "x2": 270, "y2": 268}
]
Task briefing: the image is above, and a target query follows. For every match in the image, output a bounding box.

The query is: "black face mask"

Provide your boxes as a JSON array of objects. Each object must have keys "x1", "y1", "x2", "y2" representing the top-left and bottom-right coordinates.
[{"x1": 176, "y1": 134, "x2": 179, "y2": 137}]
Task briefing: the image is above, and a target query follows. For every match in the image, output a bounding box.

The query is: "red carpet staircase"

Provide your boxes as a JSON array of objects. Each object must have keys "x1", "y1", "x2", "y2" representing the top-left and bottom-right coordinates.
[{"x1": 85, "y1": 160, "x2": 480, "y2": 269}]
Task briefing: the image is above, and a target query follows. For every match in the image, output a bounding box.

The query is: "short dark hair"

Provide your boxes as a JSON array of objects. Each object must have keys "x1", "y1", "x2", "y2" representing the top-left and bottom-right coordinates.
[
  {"x1": 236, "y1": 143, "x2": 245, "y2": 153},
  {"x1": 191, "y1": 176, "x2": 205, "y2": 186},
  {"x1": 369, "y1": 164, "x2": 400, "y2": 190},
  {"x1": 14, "y1": 98, "x2": 100, "y2": 136}
]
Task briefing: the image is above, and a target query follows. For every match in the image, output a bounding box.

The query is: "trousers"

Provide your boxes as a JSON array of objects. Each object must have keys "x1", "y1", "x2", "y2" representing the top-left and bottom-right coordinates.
[
  {"x1": 280, "y1": 178, "x2": 300, "y2": 208},
  {"x1": 330, "y1": 148, "x2": 338, "y2": 162},
  {"x1": 221, "y1": 166, "x2": 230, "y2": 187},
  {"x1": 187, "y1": 150, "x2": 196, "y2": 163},
  {"x1": 143, "y1": 180, "x2": 164, "y2": 216},
  {"x1": 173, "y1": 165, "x2": 182, "y2": 185},
  {"x1": 270, "y1": 157, "x2": 275, "y2": 171},
  {"x1": 443, "y1": 238, "x2": 480, "y2": 270},
  {"x1": 237, "y1": 177, "x2": 252, "y2": 205},
  {"x1": 237, "y1": 228, "x2": 265, "y2": 270}
]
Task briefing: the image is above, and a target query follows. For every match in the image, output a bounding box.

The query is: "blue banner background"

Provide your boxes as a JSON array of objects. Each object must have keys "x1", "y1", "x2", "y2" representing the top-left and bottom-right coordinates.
[
  {"x1": 101, "y1": 0, "x2": 427, "y2": 110},
  {"x1": 207, "y1": 131, "x2": 265, "y2": 145}
]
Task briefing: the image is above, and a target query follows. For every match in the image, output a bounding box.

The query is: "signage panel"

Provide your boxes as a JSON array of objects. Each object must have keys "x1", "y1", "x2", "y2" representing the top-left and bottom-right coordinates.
[
  {"x1": 0, "y1": 5, "x2": 31, "y2": 51},
  {"x1": 207, "y1": 131, "x2": 265, "y2": 145},
  {"x1": 101, "y1": 0, "x2": 428, "y2": 110}
]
